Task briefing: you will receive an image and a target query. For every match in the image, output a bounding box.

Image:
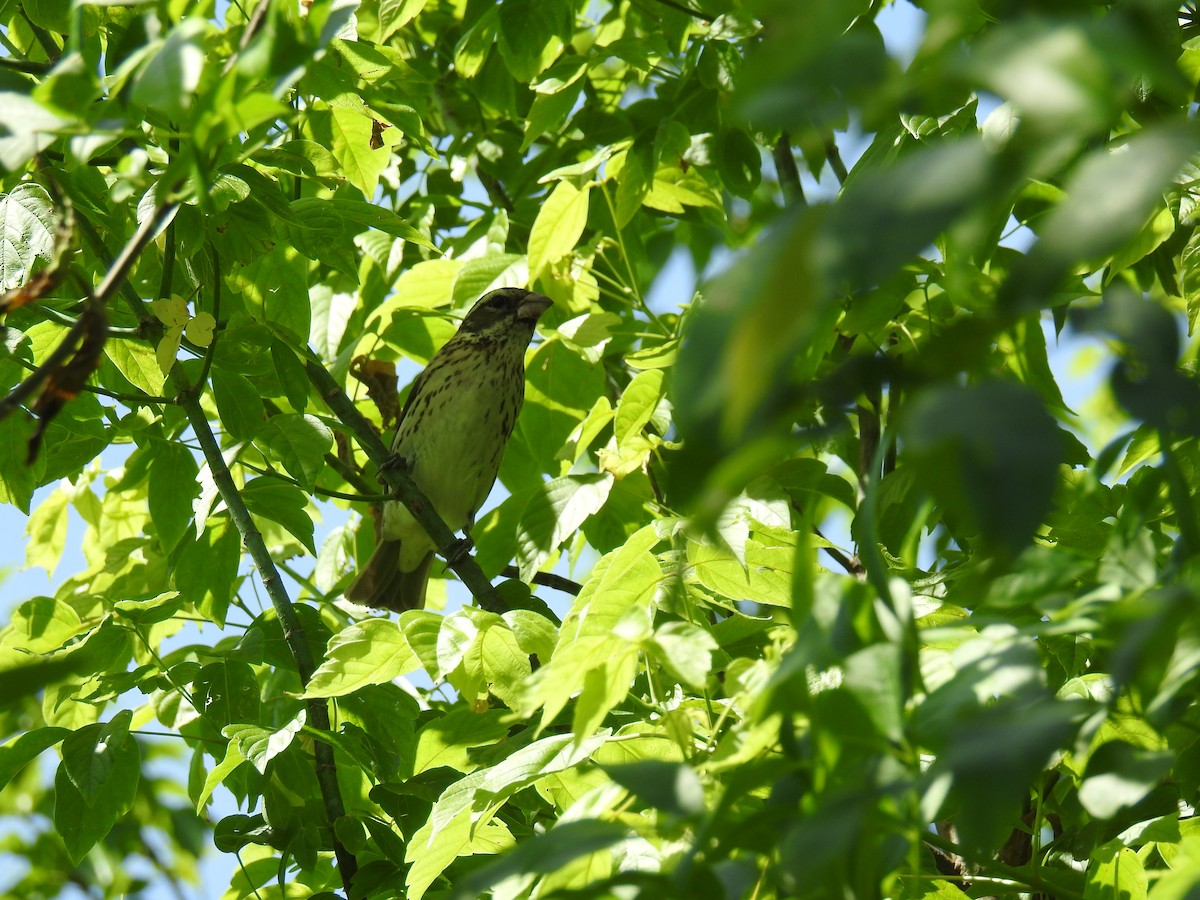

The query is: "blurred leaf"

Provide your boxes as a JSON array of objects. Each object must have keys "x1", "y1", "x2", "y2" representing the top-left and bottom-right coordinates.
[
  {"x1": 900, "y1": 381, "x2": 1062, "y2": 558},
  {"x1": 1080, "y1": 742, "x2": 1174, "y2": 820},
  {"x1": 130, "y1": 18, "x2": 209, "y2": 121},
  {"x1": 449, "y1": 819, "x2": 628, "y2": 900}
]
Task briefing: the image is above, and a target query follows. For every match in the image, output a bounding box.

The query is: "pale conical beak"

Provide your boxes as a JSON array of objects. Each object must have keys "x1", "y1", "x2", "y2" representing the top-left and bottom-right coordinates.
[{"x1": 517, "y1": 293, "x2": 553, "y2": 321}]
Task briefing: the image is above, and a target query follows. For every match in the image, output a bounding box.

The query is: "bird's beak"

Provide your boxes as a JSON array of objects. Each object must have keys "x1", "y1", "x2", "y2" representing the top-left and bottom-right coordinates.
[{"x1": 517, "y1": 293, "x2": 553, "y2": 321}]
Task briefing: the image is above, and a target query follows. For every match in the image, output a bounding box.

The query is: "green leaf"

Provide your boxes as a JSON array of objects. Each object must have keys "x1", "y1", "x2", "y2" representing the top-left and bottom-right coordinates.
[
  {"x1": 502, "y1": 609, "x2": 559, "y2": 664},
  {"x1": 614, "y1": 369, "x2": 664, "y2": 446},
  {"x1": 449, "y1": 819, "x2": 629, "y2": 900},
  {"x1": 1085, "y1": 840, "x2": 1148, "y2": 900},
  {"x1": 0, "y1": 93, "x2": 66, "y2": 172},
  {"x1": 522, "y1": 79, "x2": 583, "y2": 151},
  {"x1": 497, "y1": 0, "x2": 564, "y2": 82},
  {"x1": 330, "y1": 105, "x2": 389, "y2": 198},
  {"x1": 130, "y1": 18, "x2": 209, "y2": 121},
  {"x1": 452, "y1": 253, "x2": 525, "y2": 307},
  {"x1": 1079, "y1": 742, "x2": 1174, "y2": 821},
  {"x1": 520, "y1": 526, "x2": 660, "y2": 727},
  {"x1": 516, "y1": 473, "x2": 613, "y2": 581},
  {"x1": 437, "y1": 612, "x2": 481, "y2": 690},
  {"x1": 174, "y1": 518, "x2": 241, "y2": 625},
  {"x1": 470, "y1": 618, "x2": 530, "y2": 708},
  {"x1": 0, "y1": 414, "x2": 39, "y2": 512},
  {"x1": 61, "y1": 710, "x2": 134, "y2": 805},
  {"x1": 105, "y1": 339, "x2": 165, "y2": 396},
  {"x1": 454, "y1": 7, "x2": 498, "y2": 79},
  {"x1": 900, "y1": 381, "x2": 1062, "y2": 559},
  {"x1": 528, "y1": 180, "x2": 591, "y2": 282},
  {"x1": 271, "y1": 339, "x2": 310, "y2": 412},
  {"x1": 325, "y1": 199, "x2": 438, "y2": 249},
  {"x1": 192, "y1": 660, "x2": 262, "y2": 731},
  {"x1": 476, "y1": 730, "x2": 609, "y2": 805},
  {"x1": 195, "y1": 735, "x2": 249, "y2": 812},
  {"x1": 413, "y1": 707, "x2": 511, "y2": 774},
  {"x1": 650, "y1": 622, "x2": 718, "y2": 691},
  {"x1": 689, "y1": 534, "x2": 795, "y2": 607},
  {"x1": 224, "y1": 711, "x2": 306, "y2": 774},
  {"x1": 304, "y1": 618, "x2": 420, "y2": 698},
  {"x1": 0, "y1": 727, "x2": 69, "y2": 791},
  {"x1": 604, "y1": 760, "x2": 705, "y2": 816},
  {"x1": 256, "y1": 414, "x2": 333, "y2": 491},
  {"x1": 24, "y1": 485, "x2": 68, "y2": 577},
  {"x1": 7, "y1": 596, "x2": 86, "y2": 653},
  {"x1": 241, "y1": 477, "x2": 316, "y2": 553},
  {"x1": 148, "y1": 440, "x2": 200, "y2": 552},
  {"x1": 230, "y1": 245, "x2": 311, "y2": 339},
  {"x1": 378, "y1": 0, "x2": 427, "y2": 41},
  {"x1": 211, "y1": 368, "x2": 265, "y2": 440},
  {"x1": 0, "y1": 182, "x2": 57, "y2": 291},
  {"x1": 53, "y1": 725, "x2": 140, "y2": 864},
  {"x1": 405, "y1": 771, "x2": 486, "y2": 900},
  {"x1": 113, "y1": 591, "x2": 184, "y2": 625}
]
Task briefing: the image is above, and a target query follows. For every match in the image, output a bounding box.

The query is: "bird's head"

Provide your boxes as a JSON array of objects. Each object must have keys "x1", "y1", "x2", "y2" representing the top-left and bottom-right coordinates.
[{"x1": 458, "y1": 288, "x2": 553, "y2": 339}]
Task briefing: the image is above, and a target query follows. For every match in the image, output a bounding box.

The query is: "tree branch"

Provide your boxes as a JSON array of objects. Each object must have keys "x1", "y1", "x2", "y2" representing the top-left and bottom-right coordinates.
[
  {"x1": 773, "y1": 133, "x2": 806, "y2": 207},
  {"x1": 179, "y1": 389, "x2": 359, "y2": 893}
]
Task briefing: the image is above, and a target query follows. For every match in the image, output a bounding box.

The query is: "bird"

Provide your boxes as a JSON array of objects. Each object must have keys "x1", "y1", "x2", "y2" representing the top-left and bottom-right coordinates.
[{"x1": 346, "y1": 287, "x2": 553, "y2": 611}]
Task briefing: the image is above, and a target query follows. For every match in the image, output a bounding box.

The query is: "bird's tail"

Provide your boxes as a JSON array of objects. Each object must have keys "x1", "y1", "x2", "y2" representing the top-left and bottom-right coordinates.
[{"x1": 345, "y1": 541, "x2": 432, "y2": 612}]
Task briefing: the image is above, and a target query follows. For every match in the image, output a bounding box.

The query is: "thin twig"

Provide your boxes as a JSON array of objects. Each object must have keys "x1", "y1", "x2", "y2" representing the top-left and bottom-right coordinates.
[
  {"x1": 197, "y1": 244, "x2": 222, "y2": 388},
  {"x1": 75, "y1": 207, "x2": 157, "y2": 323},
  {"x1": 500, "y1": 566, "x2": 584, "y2": 596},
  {"x1": 0, "y1": 56, "x2": 49, "y2": 74},
  {"x1": 645, "y1": 0, "x2": 716, "y2": 22},
  {"x1": 325, "y1": 450, "x2": 376, "y2": 495}
]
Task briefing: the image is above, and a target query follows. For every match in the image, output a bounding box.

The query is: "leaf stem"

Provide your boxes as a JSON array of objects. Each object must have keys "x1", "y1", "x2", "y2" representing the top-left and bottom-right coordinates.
[{"x1": 599, "y1": 182, "x2": 671, "y2": 336}]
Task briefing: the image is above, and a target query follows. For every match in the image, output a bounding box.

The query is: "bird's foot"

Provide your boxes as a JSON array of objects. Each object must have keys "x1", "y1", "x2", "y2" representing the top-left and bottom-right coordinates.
[
  {"x1": 444, "y1": 536, "x2": 475, "y2": 566},
  {"x1": 379, "y1": 452, "x2": 410, "y2": 474}
]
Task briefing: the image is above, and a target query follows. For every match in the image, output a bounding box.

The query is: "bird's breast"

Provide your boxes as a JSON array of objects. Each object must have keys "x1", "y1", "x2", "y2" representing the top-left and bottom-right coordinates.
[{"x1": 394, "y1": 341, "x2": 526, "y2": 531}]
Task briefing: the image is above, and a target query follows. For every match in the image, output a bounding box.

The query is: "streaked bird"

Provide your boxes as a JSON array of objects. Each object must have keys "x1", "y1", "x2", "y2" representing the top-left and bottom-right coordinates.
[{"x1": 347, "y1": 287, "x2": 553, "y2": 611}]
